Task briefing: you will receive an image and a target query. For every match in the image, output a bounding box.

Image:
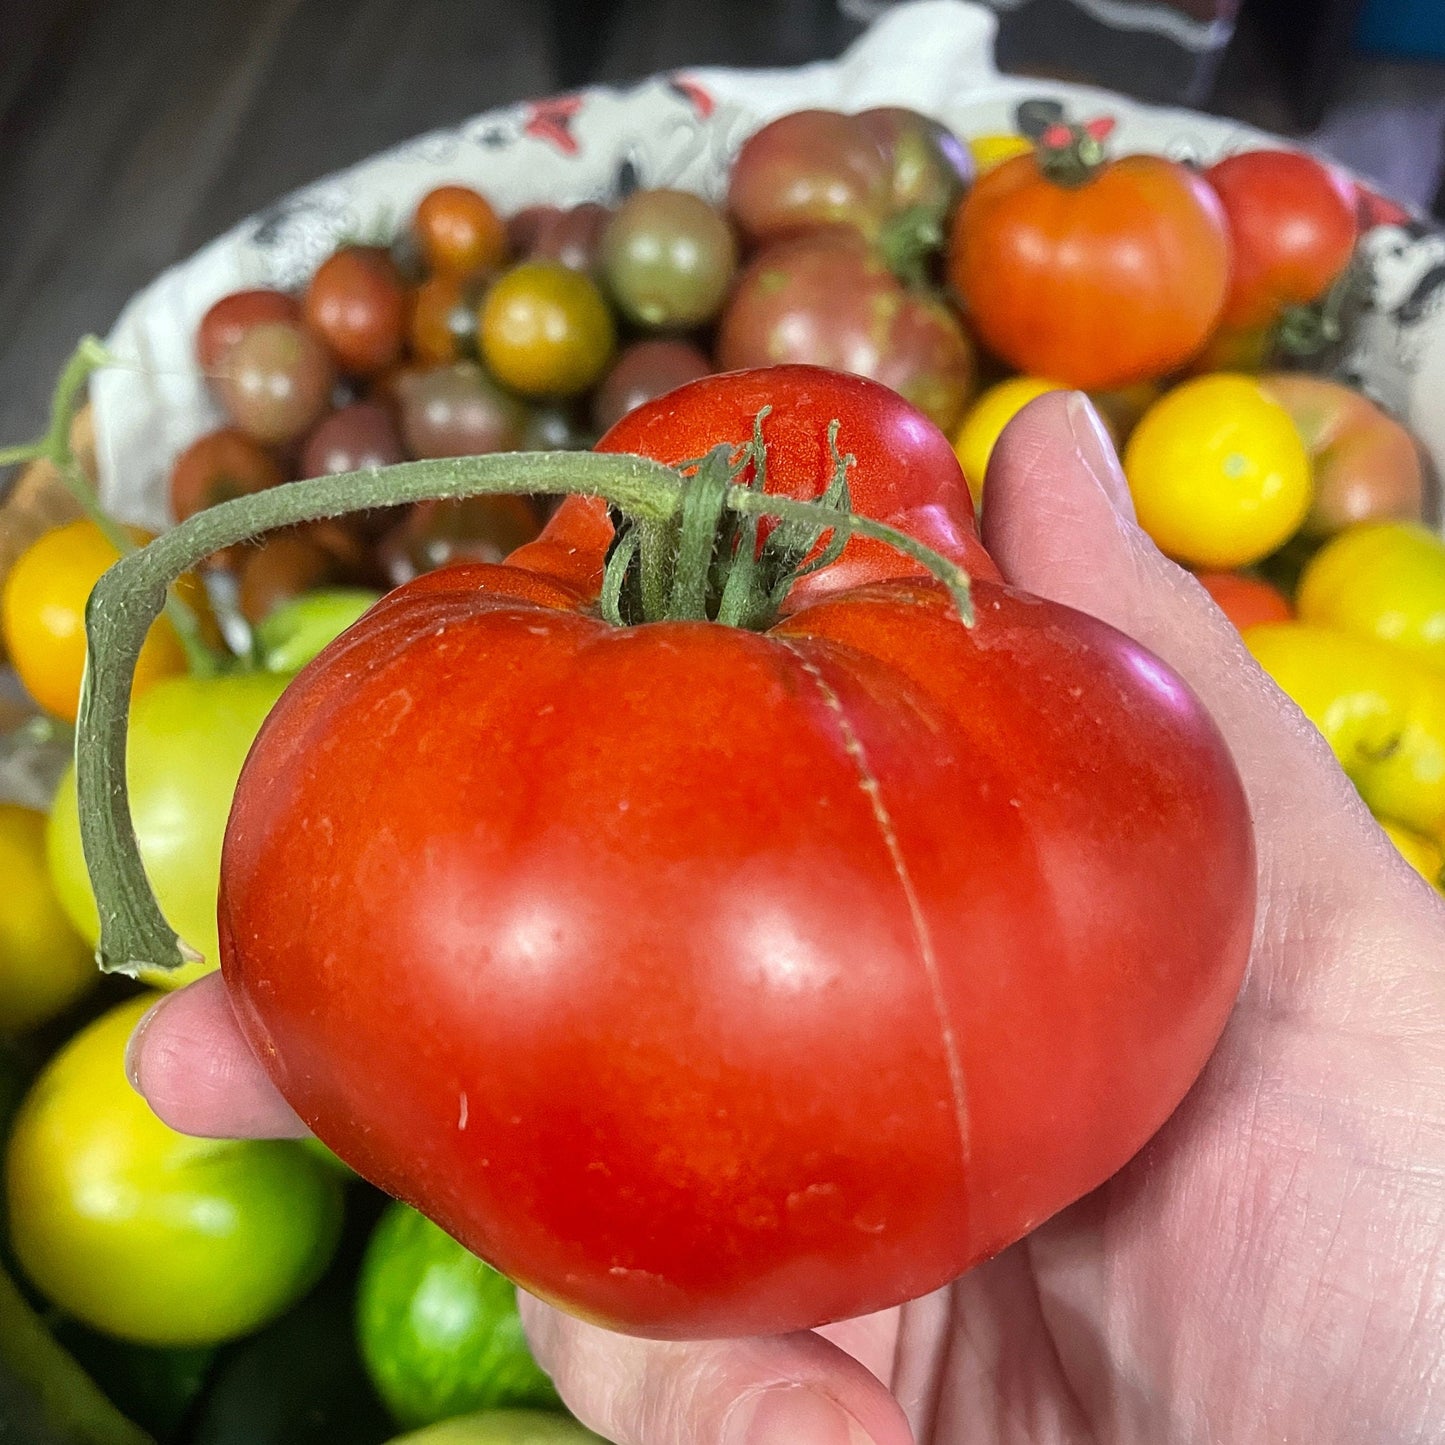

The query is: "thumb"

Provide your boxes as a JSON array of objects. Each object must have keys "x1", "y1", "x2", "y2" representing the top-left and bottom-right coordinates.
[
  {"x1": 980, "y1": 390, "x2": 1381, "y2": 899},
  {"x1": 519, "y1": 1296, "x2": 913, "y2": 1445}
]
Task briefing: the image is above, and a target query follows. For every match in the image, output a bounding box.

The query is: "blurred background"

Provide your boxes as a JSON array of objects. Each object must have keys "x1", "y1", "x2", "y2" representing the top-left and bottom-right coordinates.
[{"x1": 1, "y1": 0, "x2": 1442, "y2": 448}]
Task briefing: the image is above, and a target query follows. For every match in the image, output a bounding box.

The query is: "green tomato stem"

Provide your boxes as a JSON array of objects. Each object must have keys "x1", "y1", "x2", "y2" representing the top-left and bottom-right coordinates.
[{"x1": 76, "y1": 418, "x2": 972, "y2": 979}]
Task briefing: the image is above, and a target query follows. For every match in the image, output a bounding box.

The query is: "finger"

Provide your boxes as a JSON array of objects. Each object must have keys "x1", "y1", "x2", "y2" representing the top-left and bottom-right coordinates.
[
  {"x1": 519, "y1": 1295, "x2": 914, "y2": 1445},
  {"x1": 981, "y1": 390, "x2": 1380, "y2": 886},
  {"x1": 126, "y1": 971, "x2": 309, "y2": 1138}
]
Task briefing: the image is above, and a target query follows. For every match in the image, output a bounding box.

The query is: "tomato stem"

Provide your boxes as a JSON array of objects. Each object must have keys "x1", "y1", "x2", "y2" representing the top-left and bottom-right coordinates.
[
  {"x1": 73, "y1": 394, "x2": 972, "y2": 976},
  {"x1": 1036, "y1": 125, "x2": 1108, "y2": 189}
]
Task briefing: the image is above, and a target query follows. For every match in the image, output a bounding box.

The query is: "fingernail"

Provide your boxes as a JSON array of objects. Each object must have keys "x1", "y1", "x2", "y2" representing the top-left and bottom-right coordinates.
[
  {"x1": 124, "y1": 997, "x2": 168, "y2": 1093},
  {"x1": 727, "y1": 1386, "x2": 876, "y2": 1445},
  {"x1": 1066, "y1": 392, "x2": 1136, "y2": 521}
]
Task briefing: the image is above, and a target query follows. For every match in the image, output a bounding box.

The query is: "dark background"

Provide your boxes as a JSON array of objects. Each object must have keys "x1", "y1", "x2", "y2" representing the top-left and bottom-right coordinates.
[{"x1": 1, "y1": 0, "x2": 1442, "y2": 451}]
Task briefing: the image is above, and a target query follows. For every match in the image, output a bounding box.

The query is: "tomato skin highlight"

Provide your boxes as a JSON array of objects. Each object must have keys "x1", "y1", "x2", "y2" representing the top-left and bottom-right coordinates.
[{"x1": 217, "y1": 373, "x2": 1253, "y2": 1340}]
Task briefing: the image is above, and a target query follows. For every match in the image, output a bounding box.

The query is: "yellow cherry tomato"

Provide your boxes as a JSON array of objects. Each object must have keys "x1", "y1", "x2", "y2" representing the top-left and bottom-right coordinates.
[
  {"x1": 0, "y1": 804, "x2": 95, "y2": 1033},
  {"x1": 47, "y1": 671, "x2": 291, "y2": 991},
  {"x1": 1244, "y1": 621, "x2": 1445, "y2": 835},
  {"x1": 1380, "y1": 819, "x2": 1445, "y2": 893},
  {"x1": 0, "y1": 519, "x2": 189, "y2": 723},
  {"x1": 5, "y1": 995, "x2": 343, "y2": 1347},
  {"x1": 479, "y1": 261, "x2": 615, "y2": 398},
  {"x1": 967, "y1": 133, "x2": 1033, "y2": 175},
  {"x1": 1297, "y1": 521, "x2": 1445, "y2": 669},
  {"x1": 1124, "y1": 374, "x2": 1313, "y2": 569},
  {"x1": 951, "y1": 376, "x2": 1066, "y2": 505}
]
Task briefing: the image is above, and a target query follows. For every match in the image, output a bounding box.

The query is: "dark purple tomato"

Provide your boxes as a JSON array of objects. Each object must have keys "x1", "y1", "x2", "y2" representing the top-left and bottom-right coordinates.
[
  {"x1": 377, "y1": 497, "x2": 543, "y2": 585},
  {"x1": 590, "y1": 338, "x2": 713, "y2": 433},
  {"x1": 215, "y1": 322, "x2": 336, "y2": 447},
  {"x1": 599, "y1": 190, "x2": 738, "y2": 329},
  {"x1": 197, "y1": 289, "x2": 302, "y2": 373},
  {"x1": 717, "y1": 230, "x2": 975, "y2": 434},
  {"x1": 396, "y1": 363, "x2": 528, "y2": 459},
  {"x1": 303, "y1": 246, "x2": 410, "y2": 376},
  {"x1": 508, "y1": 202, "x2": 611, "y2": 275},
  {"x1": 299, "y1": 403, "x2": 405, "y2": 477},
  {"x1": 521, "y1": 404, "x2": 591, "y2": 452}
]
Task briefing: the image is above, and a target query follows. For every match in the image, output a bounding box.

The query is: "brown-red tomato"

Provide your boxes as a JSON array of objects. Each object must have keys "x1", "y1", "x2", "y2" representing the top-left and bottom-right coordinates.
[
  {"x1": 217, "y1": 366, "x2": 1254, "y2": 1340},
  {"x1": 303, "y1": 246, "x2": 409, "y2": 376}
]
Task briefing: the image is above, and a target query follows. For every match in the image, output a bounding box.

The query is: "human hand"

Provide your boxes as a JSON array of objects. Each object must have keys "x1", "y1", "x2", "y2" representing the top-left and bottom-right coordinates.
[{"x1": 128, "y1": 392, "x2": 1445, "y2": 1444}]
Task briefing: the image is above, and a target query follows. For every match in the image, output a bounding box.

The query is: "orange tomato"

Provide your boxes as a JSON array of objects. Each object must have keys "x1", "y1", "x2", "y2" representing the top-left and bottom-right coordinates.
[{"x1": 1196, "y1": 571, "x2": 1294, "y2": 631}]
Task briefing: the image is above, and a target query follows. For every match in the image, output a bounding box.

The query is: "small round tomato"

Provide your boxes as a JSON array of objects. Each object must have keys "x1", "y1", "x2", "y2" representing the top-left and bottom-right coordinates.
[
  {"x1": 0, "y1": 804, "x2": 95, "y2": 1034},
  {"x1": 253, "y1": 588, "x2": 384, "y2": 674},
  {"x1": 949, "y1": 145, "x2": 1229, "y2": 390},
  {"x1": 378, "y1": 498, "x2": 542, "y2": 586},
  {"x1": 5, "y1": 995, "x2": 343, "y2": 1346},
  {"x1": 508, "y1": 203, "x2": 610, "y2": 276},
  {"x1": 1196, "y1": 570, "x2": 1294, "y2": 631},
  {"x1": 1259, "y1": 373, "x2": 1425, "y2": 538},
  {"x1": 1206, "y1": 149, "x2": 1358, "y2": 332},
  {"x1": 47, "y1": 670, "x2": 293, "y2": 987},
  {"x1": 236, "y1": 526, "x2": 373, "y2": 625},
  {"x1": 590, "y1": 338, "x2": 712, "y2": 433},
  {"x1": 397, "y1": 363, "x2": 528, "y2": 458},
  {"x1": 0, "y1": 519, "x2": 188, "y2": 723},
  {"x1": 478, "y1": 262, "x2": 614, "y2": 398},
  {"x1": 410, "y1": 272, "x2": 486, "y2": 366},
  {"x1": 951, "y1": 376, "x2": 1066, "y2": 506},
  {"x1": 169, "y1": 427, "x2": 284, "y2": 527},
  {"x1": 357, "y1": 1201, "x2": 559, "y2": 1429},
  {"x1": 215, "y1": 321, "x2": 336, "y2": 446},
  {"x1": 1296, "y1": 521, "x2": 1445, "y2": 668},
  {"x1": 1124, "y1": 375, "x2": 1313, "y2": 569},
  {"x1": 303, "y1": 246, "x2": 410, "y2": 376},
  {"x1": 599, "y1": 189, "x2": 737, "y2": 329},
  {"x1": 300, "y1": 402, "x2": 406, "y2": 478},
  {"x1": 196, "y1": 289, "x2": 301, "y2": 373},
  {"x1": 413, "y1": 185, "x2": 508, "y2": 279},
  {"x1": 967, "y1": 132, "x2": 1033, "y2": 175}
]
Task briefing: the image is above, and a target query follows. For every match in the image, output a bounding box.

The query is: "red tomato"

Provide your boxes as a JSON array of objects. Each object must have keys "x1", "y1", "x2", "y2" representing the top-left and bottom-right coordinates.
[
  {"x1": 169, "y1": 428, "x2": 284, "y2": 523},
  {"x1": 948, "y1": 147, "x2": 1230, "y2": 390},
  {"x1": 218, "y1": 367, "x2": 1253, "y2": 1340},
  {"x1": 196, "y1": 289, "x2": 301, "y2": 372},
  {"x1": 1206, "y1": 149, "x2": 1358, "y2": 332},
  {"x1": 302, "y1": 247, "x2": 409, "y2": 376},
  {"x1": 1196, "y1": 571, "x2": 1294, "y2": 631}
]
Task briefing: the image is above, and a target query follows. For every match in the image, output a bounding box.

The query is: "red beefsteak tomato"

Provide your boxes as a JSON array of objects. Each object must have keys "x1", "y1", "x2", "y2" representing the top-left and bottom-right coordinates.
[{"x1": 217, "y1": 366, "x2": 1254, "y2": 1339}]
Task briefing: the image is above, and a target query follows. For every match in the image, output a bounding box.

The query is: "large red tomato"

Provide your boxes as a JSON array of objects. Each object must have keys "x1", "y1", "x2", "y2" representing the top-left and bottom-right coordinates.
[
  {"x1": 948, "y1": 139, "x2": 1230, "y2": 390},
  {"x1": 217, "y1": 367, "x2": 1254, "y2": 1340},
  {"x1": 1205, "y1": 149, "x2": 1358, "y2": 332}
]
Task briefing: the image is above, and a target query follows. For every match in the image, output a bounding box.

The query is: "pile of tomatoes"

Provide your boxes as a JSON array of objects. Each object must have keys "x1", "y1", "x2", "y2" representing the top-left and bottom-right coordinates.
[{"x1": 0, "y1": 99, "x2": 1442, "y2": 1445}]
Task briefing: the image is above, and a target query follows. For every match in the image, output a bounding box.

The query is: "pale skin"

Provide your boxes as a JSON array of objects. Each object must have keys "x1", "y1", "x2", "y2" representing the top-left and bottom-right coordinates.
[{"x1": 126, "y1": 392, "x2": 1445, "y2": 1445}]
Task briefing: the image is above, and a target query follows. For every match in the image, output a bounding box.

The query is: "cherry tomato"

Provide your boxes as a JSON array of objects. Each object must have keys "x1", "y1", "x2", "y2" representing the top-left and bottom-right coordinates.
[
  {"x1": 303, "y1": 246, "x2": 410, "y2": 376},
  {"x1": 215, "y1": 321, "x2": 335, "y2": 446},
  {"x1": 48, "y1": 670, "x2": 293, "y2": 988},
  {"x1": 378, "y1": 498, "x2": 543, "y2": 586},
  {"x1": 1124, "y1": 374, "x2": 1313, "y2": 569},
  {"x1": 413, "y1": 185, "x2": 508, "y2": 279},
  {"x1": 719, "y1": 231, "x2": 975, "y2": 433},
  {"x1": 949, "y1": 144, "x2": 1229, "y2": 390},
  {"x1": 252, "y1": 588, "x2": 384, "y2": 674},
  {"x1": 196, "y1": 289, "x2": 301, "y2": 373},
  {"x1": 236, "y1": 525, "x2": 373, "y2": 625},
  {"x1": 300, "y1": 402, "x2": 406, "y2": 477},
  {"x1": 590, "y1": 338, "x2": 712, "y2": 434},
  {"x1": 0, "y1": 804, "x2": 95, "y2": 1034},
  {"x1": 169, "y1": 427, "x2": 284, "y2": 532},
  {"x1": 1245, "y1": 622, "x2": 1445, "y2": 835},
  {"x1": 478, "y1": 262, "x2": 614, "y2": 399},
  {"x1": 1, "y1": 520, "x2": 188, "y2": 722},
  {"x1": 397, "y1": 363, "x2": 528, "y2": 458},
  {"x1": 1206, "y1": 149, "x2": 1359, "y2": 332},
  {"x1": 967, "y1": 133, "x2": 1032, "y2": 175},
  {"x1": 1259, "y1": 373, "x2": 1425, "y2": 538},
  {"x1": 599, "y1": 189, "x2": 737, "y2": 329},
  {"x1": 217, "y1": 369, "x2": 1252, "y2": 1337},
  {"x1": 5, "y1": 996, "x2": 342, "y2": 1346},
  {"x1": 1296, "y1": 521, "x2": 1445, "y2": 668},
  {"x1": 507, "y1": 203, "x2": 610, "y2": 275},
  {"x1": 951, "y1": 376, "x2": 1066, "y2": 506},
  {"x1": 410, "y1": 272, "x2": 485, "y2": 366},
  {"x1": 1196, "y1": 570, "x2": 1294, "y2": 631}
]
